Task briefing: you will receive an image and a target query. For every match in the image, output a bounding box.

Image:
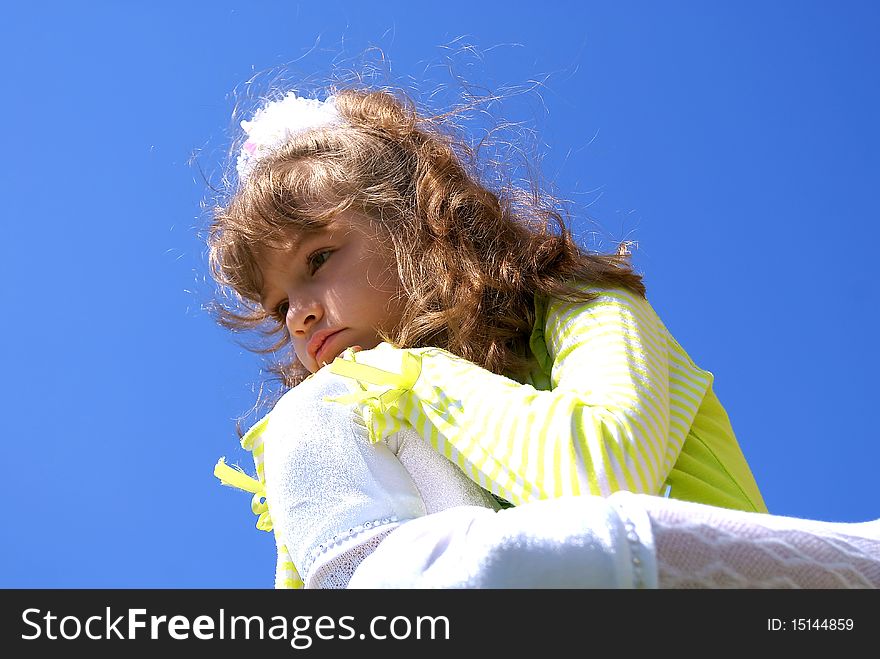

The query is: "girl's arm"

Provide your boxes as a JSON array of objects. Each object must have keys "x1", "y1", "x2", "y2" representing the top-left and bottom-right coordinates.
[{"x1": 327, "y1": 288, "x2": 710, "y2": 507}]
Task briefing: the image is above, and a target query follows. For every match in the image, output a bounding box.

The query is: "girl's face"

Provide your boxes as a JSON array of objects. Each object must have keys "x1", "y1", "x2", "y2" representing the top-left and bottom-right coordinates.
[{"x1": 257, "y1": 210, "x2": 406, "y2": 374}]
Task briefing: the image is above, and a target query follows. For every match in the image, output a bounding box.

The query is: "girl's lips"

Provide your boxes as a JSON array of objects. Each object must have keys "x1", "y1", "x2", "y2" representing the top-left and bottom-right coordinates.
[{"x1": 314, "y1": 330, "x2": 344, "y2": 365}]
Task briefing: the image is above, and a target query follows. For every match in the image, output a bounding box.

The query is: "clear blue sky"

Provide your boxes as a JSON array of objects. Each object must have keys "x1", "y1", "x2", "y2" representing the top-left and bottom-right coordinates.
[{"x1": 2, "y1": 1, "x2": 878, "y2": 587}]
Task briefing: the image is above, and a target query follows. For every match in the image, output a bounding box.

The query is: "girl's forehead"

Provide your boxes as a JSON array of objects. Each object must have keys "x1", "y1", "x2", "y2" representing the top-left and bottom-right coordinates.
[
  {"x1": 256, "y1": 211, "x2": 365, "y2": 261},
  {"x1": 315, "y1": 209, "x2": 378, "y2": 240},
  {"x1": 326, "y1": 208, "x2": 371, "y2": 230}
]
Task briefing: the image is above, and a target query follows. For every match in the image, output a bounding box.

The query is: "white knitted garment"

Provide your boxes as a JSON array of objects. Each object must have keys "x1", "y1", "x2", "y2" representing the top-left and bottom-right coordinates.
[
  {"x1": 263, "y1": 368, "x2": 499, "y2": 589},
  {"x1": 306, "y1": 427, "x2": 501, "y2": 589},
  {"x1": 634, "y1": 495, "x2": 880, "y2": 588},
  {"x1": 348, "y1": 492, "x2": 658, "y2": 589}
]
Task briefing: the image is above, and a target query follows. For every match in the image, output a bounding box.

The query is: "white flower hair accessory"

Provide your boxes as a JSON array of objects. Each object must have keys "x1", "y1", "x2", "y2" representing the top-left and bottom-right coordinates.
[{"x1": 235, "y1": 92, "x2": 342, "y2": 182}]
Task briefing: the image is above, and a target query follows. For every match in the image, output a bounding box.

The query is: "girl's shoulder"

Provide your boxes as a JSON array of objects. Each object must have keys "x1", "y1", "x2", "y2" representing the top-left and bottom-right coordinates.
[
  {"x1": 537, "y1": 280, "x2": 654, "y2": 323},
  {"x1": 530, "y1": 282, "x2": 663, "y2": 368}
]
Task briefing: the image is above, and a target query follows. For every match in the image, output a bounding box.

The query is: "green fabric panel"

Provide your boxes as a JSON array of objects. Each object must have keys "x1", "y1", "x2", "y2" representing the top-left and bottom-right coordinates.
[
  {"x1": 667, "y1": 387, "x2": 768, "y2": 513},
  {"x1": 524, "y1": 293, "x2": 553, "y2": 390}
]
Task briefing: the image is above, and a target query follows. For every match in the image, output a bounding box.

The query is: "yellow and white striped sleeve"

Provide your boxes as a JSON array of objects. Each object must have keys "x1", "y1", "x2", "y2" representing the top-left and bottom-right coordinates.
[
  {"x1": 326, "y1": 288, "x2": 684, "y2": 507},
  {"x1": 539, "y1": 288, "x2": 676, "y2": 497}
]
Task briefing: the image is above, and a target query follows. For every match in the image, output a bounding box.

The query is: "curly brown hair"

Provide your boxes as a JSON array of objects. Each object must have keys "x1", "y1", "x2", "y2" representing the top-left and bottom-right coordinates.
[{"x1": 208, "y1": 86, "x2": 645, "y2": 392}]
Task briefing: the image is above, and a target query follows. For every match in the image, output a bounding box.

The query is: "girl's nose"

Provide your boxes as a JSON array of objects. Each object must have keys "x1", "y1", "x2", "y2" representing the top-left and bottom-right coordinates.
[{"x1": 286, "y1": 298, "x2": 323, "y2": 336}]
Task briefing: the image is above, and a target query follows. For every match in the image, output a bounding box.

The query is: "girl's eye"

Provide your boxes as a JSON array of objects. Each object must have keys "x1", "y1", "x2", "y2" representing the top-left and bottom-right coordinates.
[
  {"x1": 308, "y1": 249, "x2": 331, "y2": 274},
  {"x1": 274, "y1": 301, "x2": 289, "y2": 321}
]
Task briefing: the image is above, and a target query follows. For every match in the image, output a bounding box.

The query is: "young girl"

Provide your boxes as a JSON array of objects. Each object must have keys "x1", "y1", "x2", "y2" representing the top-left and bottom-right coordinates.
[{"x1": 210, "y1": 87, "x2": 879, "y2": 589}]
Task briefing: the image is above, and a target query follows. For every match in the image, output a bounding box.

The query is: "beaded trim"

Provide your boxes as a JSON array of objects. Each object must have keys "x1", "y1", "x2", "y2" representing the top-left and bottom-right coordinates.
[{"x1": 300, "y1": 516, "x2": 403, "y2": 580}]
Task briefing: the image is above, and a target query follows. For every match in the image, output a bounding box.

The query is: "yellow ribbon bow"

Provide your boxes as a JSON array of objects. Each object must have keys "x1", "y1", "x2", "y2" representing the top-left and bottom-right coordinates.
[
  {"x1": 213, "y1": 458, "x2": 273, "y2": 532},
  {"x1": 326, "y1": 349, "x2": 422, "y2": 414}
]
